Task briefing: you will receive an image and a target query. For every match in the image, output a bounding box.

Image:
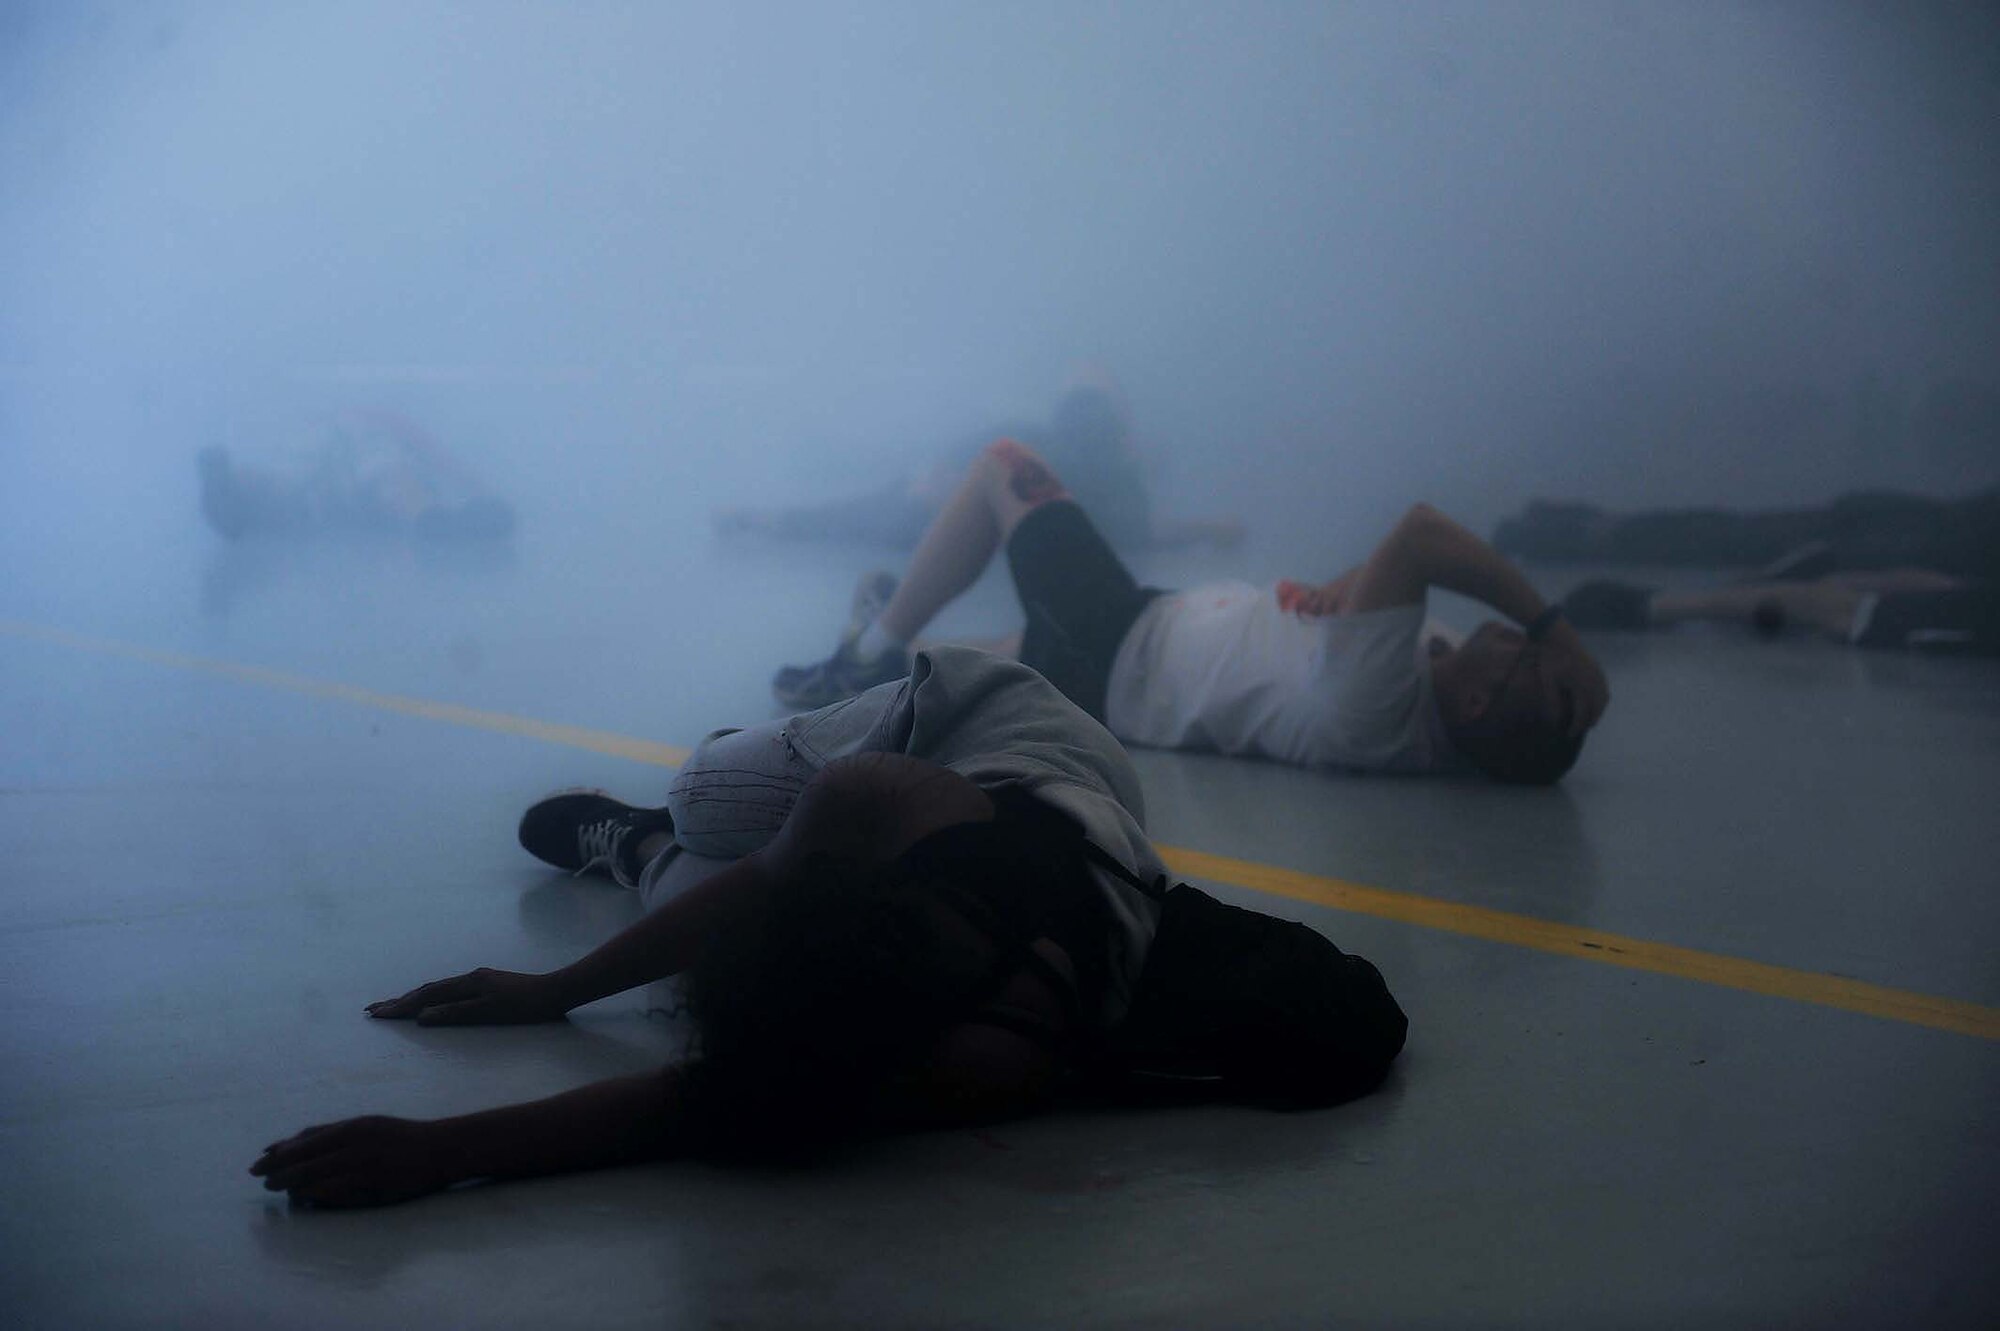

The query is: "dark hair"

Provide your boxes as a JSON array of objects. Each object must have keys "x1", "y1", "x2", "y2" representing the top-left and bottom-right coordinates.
[
  {"x1": 1441, "y1": 635, "x2": 1589, "y2": 785},
  {"x1": 1447, "y1": 709, "x2": 1585, "y2": 785},
  {"x1": 675, "y1": 852, "x2": 994, "y2": 1161}
]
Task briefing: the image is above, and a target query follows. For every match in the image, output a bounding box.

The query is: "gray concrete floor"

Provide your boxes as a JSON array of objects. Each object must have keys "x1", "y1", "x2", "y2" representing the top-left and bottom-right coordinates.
[{"x1": 4, "y1": 518, "x2": 1997, "y2": 1329}]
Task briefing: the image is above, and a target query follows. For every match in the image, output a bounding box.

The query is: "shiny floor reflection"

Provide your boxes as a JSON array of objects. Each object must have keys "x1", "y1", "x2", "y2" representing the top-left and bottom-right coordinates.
[{"x1": 3, "y1": 529, "x2": 1996, "y2": 1329}]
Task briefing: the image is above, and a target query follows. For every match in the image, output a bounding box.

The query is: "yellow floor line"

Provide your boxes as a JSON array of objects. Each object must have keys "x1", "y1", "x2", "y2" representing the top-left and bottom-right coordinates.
[
  {"x1": 0, "y1": 619, "x2": 690, "y2": 767},
  {"x1": 7, "y1": 617, "x2": 1995, "y2": 1041},
  {"x1": 1158, "y1": 847, "x2": 2000, "y2": 1041}
]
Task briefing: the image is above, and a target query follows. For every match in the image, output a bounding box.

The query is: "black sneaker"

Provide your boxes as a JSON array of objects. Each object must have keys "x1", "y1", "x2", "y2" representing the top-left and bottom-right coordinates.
[
  {"x1": 771, "y1": 639, "x2": 909, "y2": 709},
  {"x1": 517, "y1": 789, "x2": 675, "y2": 888},
  {"x1": 771, "y1": 570, "x2": 907, "y2": 708}
]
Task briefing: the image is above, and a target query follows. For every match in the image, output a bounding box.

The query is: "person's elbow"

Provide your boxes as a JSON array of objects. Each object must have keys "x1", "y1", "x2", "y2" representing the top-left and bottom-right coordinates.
[
  {"x1": 1385, "y1": 502, "x2": 1451, "y2": 569},
  {"x1": 1345, "y1": 504, "x2": 1449, "y2": 612},
  {"x1": 1395, "y1": 502, "x2": 1447, "y2": 540}
]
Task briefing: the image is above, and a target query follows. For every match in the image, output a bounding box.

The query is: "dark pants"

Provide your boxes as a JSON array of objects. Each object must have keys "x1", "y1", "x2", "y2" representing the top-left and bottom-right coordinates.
[{"x1": 1007, "y1": 501, "x2": 1163, "y2": 721}]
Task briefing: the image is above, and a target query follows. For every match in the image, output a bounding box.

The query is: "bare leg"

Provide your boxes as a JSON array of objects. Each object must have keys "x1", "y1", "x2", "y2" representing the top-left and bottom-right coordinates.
[
  {"x1": 772, "y1": 440, "x2": 1070, "y2": 707},
  {"x1": 875, "y1": 439, "x2": 1070, "y2": 642}
]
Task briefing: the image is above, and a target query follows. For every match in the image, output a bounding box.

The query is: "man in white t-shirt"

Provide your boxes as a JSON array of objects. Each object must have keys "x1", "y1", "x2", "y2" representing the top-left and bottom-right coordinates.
[{"x1": 774, "y1": 437, "x2": 1609, "y2": 783}]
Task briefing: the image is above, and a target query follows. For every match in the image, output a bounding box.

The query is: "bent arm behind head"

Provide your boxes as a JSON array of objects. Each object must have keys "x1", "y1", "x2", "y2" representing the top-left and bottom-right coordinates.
[
  {"x1": 1343, "y1": 502, "x2": 1553, "y2": 625},
  {"x1": 1345, "y1": 503, "x2": 1609, "y2": 740}
]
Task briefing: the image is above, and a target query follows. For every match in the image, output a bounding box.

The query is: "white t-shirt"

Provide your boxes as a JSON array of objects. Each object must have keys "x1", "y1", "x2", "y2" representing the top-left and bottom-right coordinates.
[{"x1": 1103, "y1": 581, "x2": 1465, "y2": 773}]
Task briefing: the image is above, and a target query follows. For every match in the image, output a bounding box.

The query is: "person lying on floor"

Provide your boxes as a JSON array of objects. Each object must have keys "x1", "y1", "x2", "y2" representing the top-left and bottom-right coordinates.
[
  {"x1": 250, "y1": 647, "x2": 1408, "y2": 1208},
  {"x1": 1562, "y1": 567, "x2": 2000, "y2": 656},
  {"x1": 198, "y1": 408, "x2": 517, "y2": 542},
  {"x1": 773, "y1": 438, "x2": 1609, "y2": 784},
  {"x1": 1491, "y1": 486, "x2": 2000, "y2": 578}
]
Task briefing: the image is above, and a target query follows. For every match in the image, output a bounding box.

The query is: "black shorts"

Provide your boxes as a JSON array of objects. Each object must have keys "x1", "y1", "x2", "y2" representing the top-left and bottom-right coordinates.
[
  {"x1": 1008, "y1": 500, "x2": 1164, "y2": 721},
  {"x1": 1855, "y1": 583, "x2": 2000, "y2": 655}
]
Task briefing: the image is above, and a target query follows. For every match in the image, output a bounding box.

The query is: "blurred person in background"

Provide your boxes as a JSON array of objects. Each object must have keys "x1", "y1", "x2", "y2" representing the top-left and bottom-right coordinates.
[
  {"x1": 1493, "y1": 487, "x2": 2000, "y2": 581},
  {"x1": 1563, "y1": 566, "x2": 2000, "y2": 656},
  {"x1": 714, "y1": 369, "x2": 1242, "y2": 554},
  {"x1": 198, "y1": 408, "x2": 516, "y2": 542}
]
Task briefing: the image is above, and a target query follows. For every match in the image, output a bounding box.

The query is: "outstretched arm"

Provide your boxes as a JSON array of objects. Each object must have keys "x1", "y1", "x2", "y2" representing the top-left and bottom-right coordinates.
[
  {"x1": 368, "y1": 754, "x2": 996, "y2": 1026},
  {"x1": 365, "y1": 852, "x2": 774, "y2": 1024},
  {"x1": 254, "y1": 1013, "x2": 1059, "y2": 1208},
  {"x1": 251, "y1": 1068, "x2": 686, "y2": 1207},
  {"x1": 258, "y1": 756, "x2": 1027, "y2": 1203}
]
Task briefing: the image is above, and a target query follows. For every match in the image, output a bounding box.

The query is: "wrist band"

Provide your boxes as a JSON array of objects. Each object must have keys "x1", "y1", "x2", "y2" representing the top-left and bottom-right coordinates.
[{"x1": 1525, "y1": 604, "x2": 1566, "y2": 642}]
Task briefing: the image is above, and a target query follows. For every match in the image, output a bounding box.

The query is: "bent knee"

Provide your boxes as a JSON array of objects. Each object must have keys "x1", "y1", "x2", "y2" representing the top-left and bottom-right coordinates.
[
  {"x1": 978, "y1": 437, "x2": 1071, "y2": 510},
  {"x1": 1398, "y1": 501, "x2": 1446, "y2": 533}
]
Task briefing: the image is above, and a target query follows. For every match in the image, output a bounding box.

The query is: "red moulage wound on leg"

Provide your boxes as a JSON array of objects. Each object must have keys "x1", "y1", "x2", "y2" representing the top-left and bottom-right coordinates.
[{"x1": 988, "y1": 438, "x2": 1071, "y2": 508}]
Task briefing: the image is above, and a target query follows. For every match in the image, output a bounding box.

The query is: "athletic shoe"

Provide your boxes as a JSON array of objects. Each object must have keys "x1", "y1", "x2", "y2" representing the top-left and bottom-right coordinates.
[
  {"x1": 1561, "y1": 580, "x2": 1658, "y2": 631},
  {"x1": 771, "y1": 639, "x2": 910, "y2": 709},
  {"x1": 517, "y1": 789, "x2": 675, "y2": 889},
  {"x1": 770, "y1": 569, "x2": 907, "y2": 708}
]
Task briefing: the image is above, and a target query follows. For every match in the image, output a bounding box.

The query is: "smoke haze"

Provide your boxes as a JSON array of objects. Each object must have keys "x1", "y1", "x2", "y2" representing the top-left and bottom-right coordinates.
[{"x1": 3, "y1": 1, "x2": 1997, "y2": 670}]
